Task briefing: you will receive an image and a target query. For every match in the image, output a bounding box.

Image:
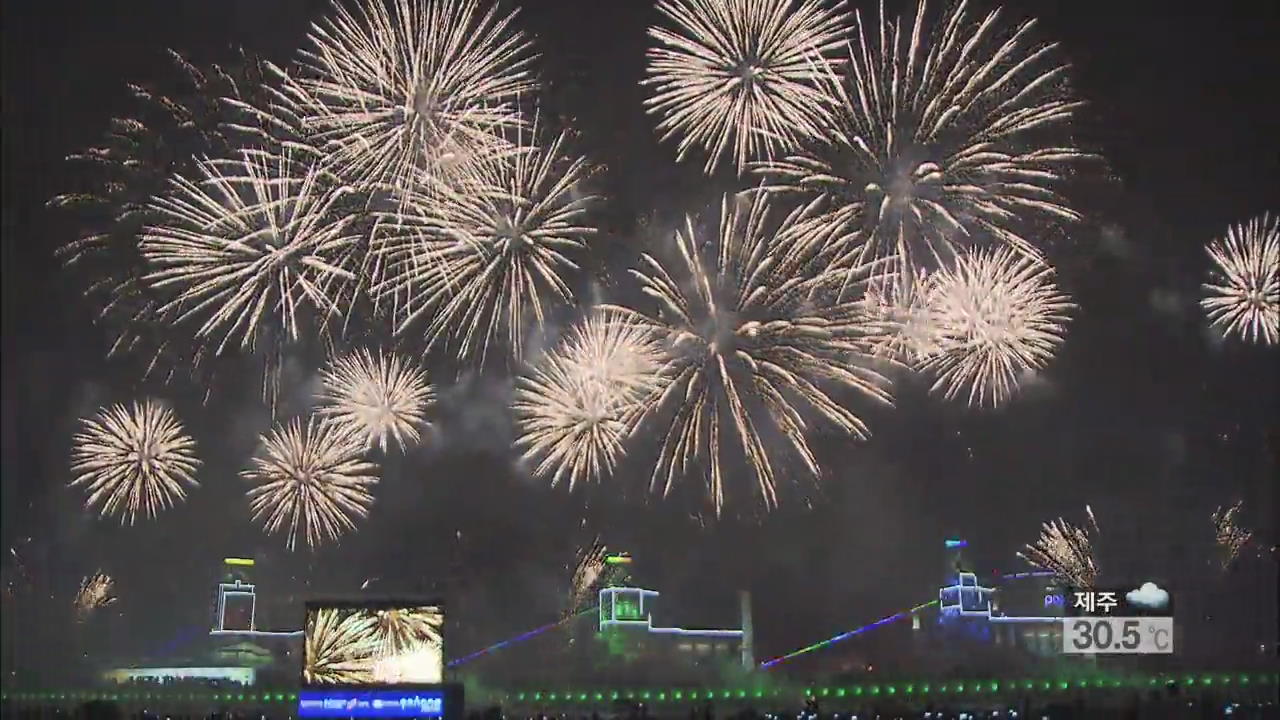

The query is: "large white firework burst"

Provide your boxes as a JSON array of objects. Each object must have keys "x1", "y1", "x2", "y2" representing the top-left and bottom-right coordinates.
[
  {"x1": 242, "y1": 418, "x2": 380, "y2": 551},
  {"x1": 316, "y1": 349, "x2": 434, "y2": 453},
  {"x1": 142, "y1": 149, "x2": 362, "y2": 357},
  {"x1": 69, "y1": 400, "x2": 201, "y2": 525},
  {"x1": 1201, "y1": 213, "x2": 1279, "y2": 345},
  {"x1": 49, "y1": 50, "x2": 314, "y2": 393},
  {"x1": 304, "y1": 607, "x2": 378, "y2": 684},
  {"x1": 644, "y1": 0, "x2": 852, "y2": 175},
  {"x1": 513, "y1": 309, "x2": 664, "y2": 490},
  {"x1": 281, "y1": 0, "x2": 536, "y2": 195},
  {"x1": 917, "y1": 247, "x2": 1073, "y2": 408},
  {"x1": 616, "y1": 192, "x2": 894, "y2": 514},
  {"x1": 756, "y1": 0, "x2": 1088, "y2": 271},
  {"x1": 375, "y1": 124, "x2": 597, "y2": 363}
]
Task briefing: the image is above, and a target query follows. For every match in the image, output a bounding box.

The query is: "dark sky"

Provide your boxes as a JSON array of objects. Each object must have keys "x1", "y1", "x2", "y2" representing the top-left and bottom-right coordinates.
[{"x1": 2, "y1": 0, "x2": 1277, "y2": 674}]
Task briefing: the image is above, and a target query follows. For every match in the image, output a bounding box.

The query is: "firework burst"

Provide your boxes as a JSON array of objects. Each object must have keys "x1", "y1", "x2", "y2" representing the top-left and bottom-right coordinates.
[
  {"x1": 513, "y1": 310, "x2": 664, "y2": 490},
  {"x1": 375, "y1": 124, "x2": 597, "y2": 363},
  {"x1": 243, "y1": 418, "x2": 380, "y2": 551},
  {"x1": 861, "y1": 266, "x2": 942, "y2": 363},
  {"x1": 281, "y1": 0, "x2": 536, "y2": 195},
  {"x1": 304, "y1": 607, "x2": 378, "y2": 684},
  {"x1": 1201, "y1": 213, "x2": 1280, "y2": 345},
  {"x1": 69, "y1": 400, "x2": 201, "y2": 524},
  {"x1": 644, "y1": 0, "x2": 851, "y2": 175},
  {"x1": 1019, "y1": 509, "x2": 1099, "y2": 589},
  {"x1": 74, "y1": 572, "x2": 118, "y2": 623},
  {"x1": 316, "y1": 349, "x2": 434, "y2": 453},
  {"x1": 916, "y1": 248, "x2": 1073, "y2": 408},
  {"x1": 142, "y1": 149, "x2": 362, "y2": 361},
  {"x1": 1211, "y1": 501, "x2": 1253, "y2": 570},
  {"x1": 49, "y1": 50, "x2": 312, "y2": 388},
  {"x1": 756, "y1": 0, "x2": 1087, "y2": 270},
  {"x1": 615, "y1": 192, "x2": 894, "y2": 514},
  {"x1": 372, "y1": 606, "x2": 443, "y2": 659}
]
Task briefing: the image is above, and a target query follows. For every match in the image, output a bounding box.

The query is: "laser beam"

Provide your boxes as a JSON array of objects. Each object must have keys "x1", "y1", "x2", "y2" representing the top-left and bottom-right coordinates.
[
  {"x1": 759, "y1": 599, "x2": 939, "y2": 669},
  {"x1": 447, "y1": 606, "x2": 597, "y2": 668}
]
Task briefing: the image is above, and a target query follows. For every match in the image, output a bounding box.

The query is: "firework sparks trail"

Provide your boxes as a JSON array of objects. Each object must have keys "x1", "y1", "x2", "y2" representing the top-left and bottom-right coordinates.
[
  {"x1": 143, "y1": 149, "x2": 363, "y2": 359},
  {"x1": 514, "y1": 310, "x2": 664, "y2": 490},
  {"x1": 304, "y1": 607, "x2": 378, "y2": 684},
  {"x1": 1201, "y1": 213, "x2": 1280, "y2": 345},
  {"x1": 281, "y1": 0, "x2": 536, "y2": 197},
  {"x1": 2, "y1": 540, "x2": 33, "y2": 601},
  {"x1": 1211, "y1": 501, "x2": 1253, "y2": 570},
  {"x1": 916, "y1": 247, "x2": 1073, "y2": 408},
  {"x1": 755, "y1": 0, "x2": 1088, "y2": 272},
  {"x1": 566, "y1": 536, "x2": 609, "y2": 615},
  {"x1": 1018, "y1": 509, "x2": 1099, "y2": 589},
  {"x1": 74, "y1": 572, "x2": 118, "y2": 623},
  {"x1": 644, "y1": 0, "x2": 852, "y2": 175},
  {"x1": 316, "y1": 349, "x2": 434, "y2": 452},
  {"x1": 613, "y1": 191, "x2": 895, "y2": 514},
  {"x1": 69, "y1": 400, "x2": 201, "y2": 524},
  {"x1": 243, "y1": 418, "x2": 380, "y2": 551},
  {"x1": 48, "y1": 50, "x2": 314, "y2": 391},
  {"x1": 375, "y1": 123, "x2": 597, "y2": 363}
]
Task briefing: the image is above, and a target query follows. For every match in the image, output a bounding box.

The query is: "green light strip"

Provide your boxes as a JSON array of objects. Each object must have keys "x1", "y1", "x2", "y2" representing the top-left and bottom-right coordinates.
[
  {"x1": 2, "y1": 673, "x2": 1275, "y2": 706},
  {"x1": 504, "y1": 672, "x2": 1278, "y2": 704}
]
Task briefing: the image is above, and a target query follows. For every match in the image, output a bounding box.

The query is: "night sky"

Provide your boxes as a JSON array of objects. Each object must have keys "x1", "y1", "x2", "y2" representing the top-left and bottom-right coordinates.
[{"x1": 2, "y1": 0, "x2": 1277, "y2": 675}]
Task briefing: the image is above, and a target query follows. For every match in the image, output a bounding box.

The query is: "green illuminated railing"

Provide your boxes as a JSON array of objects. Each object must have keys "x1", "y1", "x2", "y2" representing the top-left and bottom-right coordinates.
[
  {"x1": 502, "y1": 672, "x2": 1279, "y2": 705},
  {"x1": 2, "y1": 672, "x2": 1275, "y2": 707}
]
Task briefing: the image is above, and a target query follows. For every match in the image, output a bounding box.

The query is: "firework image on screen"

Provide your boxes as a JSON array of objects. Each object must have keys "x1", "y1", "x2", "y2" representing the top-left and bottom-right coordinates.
[{"x1": 304, "y1": 603, "x2": 444, "y2": 686}]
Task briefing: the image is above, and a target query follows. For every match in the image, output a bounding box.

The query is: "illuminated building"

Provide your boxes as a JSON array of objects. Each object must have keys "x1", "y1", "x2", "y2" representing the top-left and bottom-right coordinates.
[
  {"x1": 214, "y1": 558, "x2": 256, "y2": 632},
  {"x1": 597, "y1": 586, "x2": 751, "y2": 671},
  {"x1": 103, "y1": 558, "x2": 301, "y2": 687}
]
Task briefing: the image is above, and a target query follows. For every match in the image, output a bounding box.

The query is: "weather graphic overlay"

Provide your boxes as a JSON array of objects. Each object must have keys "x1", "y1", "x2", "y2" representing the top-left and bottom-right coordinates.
[{"x1": 1062, "y1": 582, "x2": 1174, "y2": 655}]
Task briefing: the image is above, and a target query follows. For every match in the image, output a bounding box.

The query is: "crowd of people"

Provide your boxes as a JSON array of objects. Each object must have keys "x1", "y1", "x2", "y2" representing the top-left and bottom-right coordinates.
[
  {"x1": 106, "y1": 676, "x2": 250, "y2": 690},
  {"x1": 0, "y1": 697, "x2": 1275, "y2": 720}
]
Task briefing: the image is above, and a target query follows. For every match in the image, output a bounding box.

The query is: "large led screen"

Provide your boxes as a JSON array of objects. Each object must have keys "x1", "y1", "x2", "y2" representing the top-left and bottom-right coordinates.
[{"x1": 304, "y1": 602, "x2": 443, "y2": 686}]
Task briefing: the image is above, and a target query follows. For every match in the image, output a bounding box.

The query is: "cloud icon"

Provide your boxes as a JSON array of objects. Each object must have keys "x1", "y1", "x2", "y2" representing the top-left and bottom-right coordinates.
[{"x1": 1126, "y1": 582, "x2": 1169, "y2": 610}]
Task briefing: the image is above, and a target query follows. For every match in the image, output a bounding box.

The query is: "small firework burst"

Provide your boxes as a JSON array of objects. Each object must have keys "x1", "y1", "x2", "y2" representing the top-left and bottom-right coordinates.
[
  {"x1": 1211, "y1": 501, "x2": 1253, "y2": 570},
  {"x1": 242, "y1": 418, "x2": 380, "y2": 551},
  {"x1": 567, "y1": 536, "x2": 609, "y2": 615},
  {"x1": 644, "y1": 0, "x2": 851, "y2": 174},
  {"x1": 74, "y1": 572, "x2": 118, "y2": 623},
  {"x1": 1201, "y1": 213, "x2": 1280, "y2": 345},
  {"x1": 861, "y1": 267, "x2": 942, "y2": 363},
  {"x1": 513, "y1": 309, "x2": 664, "y2": 490},
  {"x1": 316, "y1": 349, "x2": 434, "y2": 453},
  {"x1": 304, "y1": 607, "x2": 378, "y2": 684},
  {"x1": 1019, "y1": 509, "x2": 1100, "y2": 589},
  {"x1": 69, "y1": 400, "x2": 201, "y2": 524},
  {"x1": 917, "y1": 248, "x2": 1074, "y2": 408}
]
